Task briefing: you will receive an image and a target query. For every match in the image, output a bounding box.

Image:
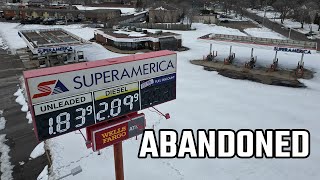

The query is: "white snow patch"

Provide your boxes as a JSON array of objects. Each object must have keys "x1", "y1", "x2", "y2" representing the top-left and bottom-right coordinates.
[
  {"x1": 0, "y1": 135, "x2": 13, "y2": 180},
  {"x1": 37, "y1": 165, "x2": 48, "y2": 180},
  {"x1": 30, "y1": 142, "x2": 45, "y2": 159},
  {"x1": 14, "y1": 88, "x2": 32, "y2": 123},
  {"x1": 19, "y1": 161, "x2": 25, "y2": 166},
  {"x1": 26, "y1": 111, "x2": 32, "y2": 124},
  {"x1": 13, "y1": 88, "x2": 22, "y2": 97},
  {"x1": 21, "y1": 103, "x2": 28, "y2": 112},
  {"x1": 155, "y1": 6, "x2": 167, "y2": 10},
  {"x1": 0, "y1": 110, "x2": 5, "y2": 130},
  {"x1": 0, "y1": 117, "x2": 6, "y2": 130},
  {"x1": 14, "y1": 88, "x2": 26, "y2": 106},
  {"x1": 244, "y1": 28, "x2": 287, "y2": 39},
  {"x1": 0, "y1": 36, "x2": 9, "y2": 50}
]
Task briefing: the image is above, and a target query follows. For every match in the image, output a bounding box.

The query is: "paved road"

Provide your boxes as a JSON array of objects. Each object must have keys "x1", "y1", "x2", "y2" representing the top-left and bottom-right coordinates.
[
  {"x1": 0, "y1": 50, "x2": 48, "y2": 180},
  {"x1": 243, "y1": 10, "x2": 320, "y2": 51}
]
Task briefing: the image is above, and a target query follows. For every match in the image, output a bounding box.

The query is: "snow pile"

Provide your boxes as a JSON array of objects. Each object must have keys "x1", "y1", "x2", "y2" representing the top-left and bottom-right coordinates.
[
  {"x1": 0, "y1": 117, "x2": 5, "y2": 131},
  {"x1": 14, "y1": 88, "x2": 32, "y2": 124},
  {"x1": 114, "y1": 30, "x2": 147, "y2": 37},
  {"x1": 30, "y1": 142, "x2": 45, "y2": 159},
  {"x1": 37, "y1": 165, "x2": 48, "y2": 180},
  {"x1": 244, "y1": 28, "x2": 286, "y2": 39},
  {"x1": 26, "y1": 112, "x2": 32, "y2": 124},
  {"x1": 0, "y1": 36, "x2": 9, "y2": 50},
  {"x1": 155, "y1": 6, "x2": 167, "y2": 10},
  {"x1": 0, "y1": 111, "x2": 6, "y2": 130},
  {"x1": 14, "y1": 88, "x2": 28, "y2": 112},
  {"x1": 0, "y1": 135, "x2": 14, "y2": 180}
]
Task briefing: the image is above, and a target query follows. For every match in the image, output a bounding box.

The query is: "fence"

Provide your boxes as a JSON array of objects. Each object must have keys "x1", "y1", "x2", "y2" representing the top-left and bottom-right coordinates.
[{"x1": 121, "y1": 23, "x2": 192, "y2": 31}]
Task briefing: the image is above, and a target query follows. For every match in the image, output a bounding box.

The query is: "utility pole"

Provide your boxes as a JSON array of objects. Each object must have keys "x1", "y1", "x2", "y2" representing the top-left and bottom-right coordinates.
[{"x1": 288, "y1": 27, "x2": 292, "y2": 39}]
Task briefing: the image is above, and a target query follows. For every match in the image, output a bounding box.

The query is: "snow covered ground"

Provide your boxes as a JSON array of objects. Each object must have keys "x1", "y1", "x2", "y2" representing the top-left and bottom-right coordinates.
[
  {"x1": 247, "y1": 9, "x2": 281, "y2": 19},
  {"x1": 1, "y1": 22, "x2": 320, "y2": 180},
  {"x1": 247, "y1": 8, "x2": 320, "y2": 39},
  {"x1": 0, "y1": 111, "x2": 13, "y2": 180},
  {"x1": 244, "y1": 27, "x2": 287, "y2": 39}
]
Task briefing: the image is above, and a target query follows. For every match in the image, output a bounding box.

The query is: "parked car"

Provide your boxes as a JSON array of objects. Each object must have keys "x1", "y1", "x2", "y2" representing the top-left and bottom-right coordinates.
[
  {"x1": 43, "y1": 18, "x2": 56, "y2": 25},
  {"x1": 56, "y1": 20, "x2": 66, "y2": 25},
  {"x1": 307, "y1": 35, "x2": 316, "y2": 40},
  {"x1": 254, "y1": 19, "x2": 262, "y2": 24},
  {"x1": 305, "y1": 31, "x2": 316, "y2": 36}
]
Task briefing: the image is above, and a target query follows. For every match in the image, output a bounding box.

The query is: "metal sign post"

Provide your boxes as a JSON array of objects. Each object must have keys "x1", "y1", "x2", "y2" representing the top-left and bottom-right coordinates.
[{"x1": 114, "y1": 142, "x2": 124, "y2": 180}]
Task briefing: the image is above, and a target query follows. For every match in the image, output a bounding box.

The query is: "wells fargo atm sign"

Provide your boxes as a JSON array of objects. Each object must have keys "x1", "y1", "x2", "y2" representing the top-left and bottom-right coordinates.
[{"x1": 91, "y1": 113, "x2": 145, "y2": 151}]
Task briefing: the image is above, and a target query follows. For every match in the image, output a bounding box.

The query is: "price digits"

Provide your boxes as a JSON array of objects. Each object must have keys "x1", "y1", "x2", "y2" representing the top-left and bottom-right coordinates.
[
  {"x1": 95, "y1": 92, "x2": 139, "y2": 122},
  {"x1": 45, "y1": 105, "x2": 94, "y2": 136}
]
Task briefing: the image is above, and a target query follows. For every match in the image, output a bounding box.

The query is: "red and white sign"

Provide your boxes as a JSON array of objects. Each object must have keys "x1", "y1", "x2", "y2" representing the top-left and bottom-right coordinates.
[
  {"x1": 24, "y1": 50, "x2": 177, "y2": 104},
  {"x1": 23, "y1": 51, "x2": 176, "y2": 142},
  {"x1": 90, "y1": 113, "x2": 146, "y2": 151}
]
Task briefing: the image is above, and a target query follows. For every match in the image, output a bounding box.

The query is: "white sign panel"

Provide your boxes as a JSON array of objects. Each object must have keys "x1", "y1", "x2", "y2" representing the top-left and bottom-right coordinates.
[
  {"x1": 27, "y1": 53, "x2": 177, "y2": 104},
  {"x1": 33, "y1": 93, "x2": 92, "y2": 116}
]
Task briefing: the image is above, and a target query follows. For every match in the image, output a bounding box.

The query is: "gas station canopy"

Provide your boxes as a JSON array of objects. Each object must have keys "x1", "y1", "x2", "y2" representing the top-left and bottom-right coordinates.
[{"x1": 198, "y1": 33, "x2": 318, "y2": 54}]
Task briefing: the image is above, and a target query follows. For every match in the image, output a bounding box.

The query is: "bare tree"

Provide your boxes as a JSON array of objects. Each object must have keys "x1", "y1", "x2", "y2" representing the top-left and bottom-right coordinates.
[
  {"x1": 292, "y1": 0, "x2": 318, "y2": 29},
  {"x1": 273, "y1": 0, "x2": 296, "y2": 24},
  {"x1": 234, "y1": 0, "x2": 250, "y2": 19}
]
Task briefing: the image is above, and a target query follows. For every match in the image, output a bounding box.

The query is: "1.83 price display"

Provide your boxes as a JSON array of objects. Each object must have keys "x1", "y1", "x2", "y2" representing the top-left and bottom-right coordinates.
[
  {"x1": 33, "y1": 93, "x2": 96, "y2": 141},
  {"x1": 94, "y1": 82, "x2": 140, "y2": 123}
]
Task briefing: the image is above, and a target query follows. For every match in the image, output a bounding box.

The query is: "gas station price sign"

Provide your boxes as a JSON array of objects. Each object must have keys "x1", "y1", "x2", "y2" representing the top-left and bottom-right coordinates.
[{"x1": 23, "y1": 51, "x2": 177, "y2": 141}]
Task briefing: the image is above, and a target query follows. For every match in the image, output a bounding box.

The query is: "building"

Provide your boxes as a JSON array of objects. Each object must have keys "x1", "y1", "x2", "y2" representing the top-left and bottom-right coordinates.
[
  {"x1": 28, "y1": 0, "x2": 49, "y2": 7},
  {"x1": 18, "y1": 28, "x2": 89, "y2": 67},
  {"x1": 148, "y1": 4, "x2": 182, "y2": 23},
  {"x1": 193, "y1": 14, "x2": 218, "y2": 24},
  {"x1": 3, "y1": 7, "x2": 121, "y2": 21},
  {"x1": 94, "y1": 28, "x2": 182, "y2": 51}
]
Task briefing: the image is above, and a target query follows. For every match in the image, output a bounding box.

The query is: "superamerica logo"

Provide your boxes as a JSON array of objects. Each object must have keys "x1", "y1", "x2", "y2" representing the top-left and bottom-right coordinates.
[
  {"x1": 32, "y1": 80, "x2": 69, "y2": 99},
  {"x1": 37, "y1": 46, "x2": 73, "y2": 54}
]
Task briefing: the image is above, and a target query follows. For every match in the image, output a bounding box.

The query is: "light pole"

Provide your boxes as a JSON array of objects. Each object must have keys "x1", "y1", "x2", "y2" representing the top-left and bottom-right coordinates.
[{"x1": 288, "y1": 27, "x2": 292, "y2": 39}]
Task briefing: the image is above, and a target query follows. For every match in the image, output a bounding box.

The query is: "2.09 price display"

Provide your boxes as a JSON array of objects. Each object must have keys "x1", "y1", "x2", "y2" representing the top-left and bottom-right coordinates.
[{"x1": 94, "y1": 82, "x2": 140, "y2": 122}]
